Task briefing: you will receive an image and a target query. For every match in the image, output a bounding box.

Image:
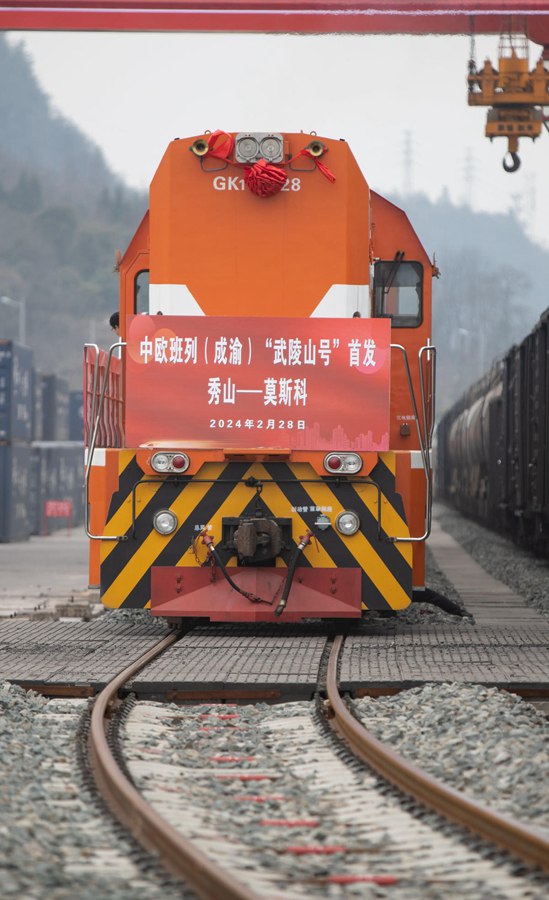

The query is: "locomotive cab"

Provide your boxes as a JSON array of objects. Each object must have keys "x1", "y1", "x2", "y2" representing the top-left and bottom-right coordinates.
[{"x1": 84, "y1": 132, "x2": 436, "y2": 622}]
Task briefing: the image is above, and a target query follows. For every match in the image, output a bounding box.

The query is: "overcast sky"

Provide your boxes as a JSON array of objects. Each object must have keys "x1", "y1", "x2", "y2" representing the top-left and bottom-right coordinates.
[{"x1": 7, "y1": 29, "x2": 549, "y2": 250}]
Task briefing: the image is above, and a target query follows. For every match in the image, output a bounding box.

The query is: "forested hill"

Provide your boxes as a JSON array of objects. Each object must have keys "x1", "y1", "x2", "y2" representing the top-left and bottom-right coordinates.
[
  {"x1": 0, "y1": 36, "x2": 118, "y2": 203},
  {"x1": 0, "y1": 35, "x2": 145, "y2": 384},
  {"x1": 0, "y1": 33, "x2": 548, "y2": 405}
]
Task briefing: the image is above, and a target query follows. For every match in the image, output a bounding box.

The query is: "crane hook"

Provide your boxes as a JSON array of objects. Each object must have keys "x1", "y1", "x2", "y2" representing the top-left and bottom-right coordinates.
[{"x1": 503, "y1": 151, "x2": 521, "y2": 173}]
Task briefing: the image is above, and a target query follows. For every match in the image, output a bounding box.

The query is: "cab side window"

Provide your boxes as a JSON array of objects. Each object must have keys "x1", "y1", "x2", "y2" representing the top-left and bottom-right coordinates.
[
  {"x1": 374, "y1": 258, "x2": 423, "y2": 327},
  {"x1": 135, "y1": 270, "x2": 150, "y2": 314}
]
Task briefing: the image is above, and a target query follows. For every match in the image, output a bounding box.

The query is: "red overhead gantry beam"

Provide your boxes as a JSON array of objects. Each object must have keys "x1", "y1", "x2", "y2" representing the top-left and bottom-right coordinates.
[{"x1": 1, "y1": 2, "x2": 549, "y2": 46}]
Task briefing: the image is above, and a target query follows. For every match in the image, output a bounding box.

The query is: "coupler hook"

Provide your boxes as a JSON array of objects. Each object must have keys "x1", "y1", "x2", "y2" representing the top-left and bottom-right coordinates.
[{"x1": 274, "y1": 530, "x2": 314, "y2": 617}]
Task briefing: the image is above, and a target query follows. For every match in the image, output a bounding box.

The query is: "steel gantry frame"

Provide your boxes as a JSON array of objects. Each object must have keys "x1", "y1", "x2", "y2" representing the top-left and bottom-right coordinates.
[
  {"x1": 3, "y1": 3, "x2": 549, "y2": 168},
  {"x1": 1, "y1": 2, "x2": 549, "y2": 46}
]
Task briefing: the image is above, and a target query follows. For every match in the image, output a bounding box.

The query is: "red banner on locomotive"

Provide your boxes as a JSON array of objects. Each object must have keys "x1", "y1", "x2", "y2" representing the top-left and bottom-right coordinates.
[{"x1": 126, "y1": 316, "x2": 391, "y2": 451}]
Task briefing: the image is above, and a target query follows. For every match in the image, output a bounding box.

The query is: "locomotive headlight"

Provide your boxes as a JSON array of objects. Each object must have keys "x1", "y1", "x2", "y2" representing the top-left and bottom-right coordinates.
[
  {"x1": 323, "y1": 452, "x2": 363, "y2": 474},
  {"x1": 153, "y1": 509, "x2": 178, "y2": 535},
  {"x1": 235, "y1": 132, "x2": 284, "y2": 164},
  {"x1": 342, "y1": 454, "x2": 362, "y2": 474},
  {"x1": 151, "y1": 453, "x2": 170, "y2": 472},
  {"x1": 260, "y1": 135, "x2": 282, "y2": 160},
  {"x1": 237, "y1": 135, "x2": 259, "y2": 160},
  {"x1": 335, "y1": 510, "x2": 360, "y2": 536},
  {"x1": 151, "y1": 452, "x2": 190, "y2": 474}
]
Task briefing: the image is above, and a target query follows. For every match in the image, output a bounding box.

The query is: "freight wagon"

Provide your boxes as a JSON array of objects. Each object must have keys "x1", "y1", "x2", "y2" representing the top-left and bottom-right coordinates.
[{"x1": 436, "y1": 307, "x2": 549, "y2": 553}]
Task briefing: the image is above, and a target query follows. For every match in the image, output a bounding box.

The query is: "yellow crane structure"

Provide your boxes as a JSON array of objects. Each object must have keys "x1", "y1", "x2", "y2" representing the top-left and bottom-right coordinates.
[{"x1": 468, "y1": 32, "x2": 549, "y2": 172}]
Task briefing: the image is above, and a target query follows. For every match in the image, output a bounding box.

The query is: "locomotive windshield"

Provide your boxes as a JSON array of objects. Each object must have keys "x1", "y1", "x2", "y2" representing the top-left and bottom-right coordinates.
[{"x1": 373, "y1": 259, "x2": 423, "y2": 327}]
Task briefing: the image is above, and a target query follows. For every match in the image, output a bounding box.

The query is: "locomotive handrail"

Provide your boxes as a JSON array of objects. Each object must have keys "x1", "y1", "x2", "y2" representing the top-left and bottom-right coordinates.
[
  {"x1": 85, "y1": 341, "x2": 128, "y2": 542},
  {"x1": 419, "y1": 341, "x2": 436, "y2": 540},
  {"x1": 419, "y1": 341, "x2": 436, "y2": 448},
  {"x1": 387, "y1": 342, "x2": 436, "y2": 543},
  {"x1": 84, "y1": 343, "x2": 100, "y2": 445}
]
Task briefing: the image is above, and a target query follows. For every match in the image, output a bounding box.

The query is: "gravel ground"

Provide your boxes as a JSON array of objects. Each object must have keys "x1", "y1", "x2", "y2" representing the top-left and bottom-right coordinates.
[
  {"x1": 123, "y1": 698, "x2": 549, "y2": 898},
  {"x1": 434, "y1": 502, "x2": 549, "y2": 619},
  {"x1": 0, "y1": 682, "x2": 189, "y2": 900},
  {"x1": 354, "y1": 683, "x2": 549, "y2": 830},
  {"x1": 2, "y1": 682, "x2": 546, "y2": 898}
]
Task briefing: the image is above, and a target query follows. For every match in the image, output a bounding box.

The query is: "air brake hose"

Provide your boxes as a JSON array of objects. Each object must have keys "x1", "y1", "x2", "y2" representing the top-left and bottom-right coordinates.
[
  {"x1": 200, "y1": 532, "x2": 264, "y2": 604},
  {"x1": 274, "y1": 531, "x2": 314, "y2": 618}
]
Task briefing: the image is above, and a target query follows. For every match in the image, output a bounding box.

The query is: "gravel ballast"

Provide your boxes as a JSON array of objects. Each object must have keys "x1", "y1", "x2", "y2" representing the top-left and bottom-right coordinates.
[
  {"x1": 0, "y1": 682, "x2": 188, "y2": 899},
  {"x1": 354, "y1": 682, "x2": 549, "y2": 830},
  {"x1": 2, "y1": 681, "x2": 547, "y2": 897},
  {"x1": 122, "y1": 697, "x2": 549, "y2": 898}
]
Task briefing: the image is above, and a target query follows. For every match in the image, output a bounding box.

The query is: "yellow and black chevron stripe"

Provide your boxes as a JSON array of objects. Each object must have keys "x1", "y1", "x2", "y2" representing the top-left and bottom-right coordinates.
[{"x1": 100, "y1": 452, "x2": 412, "y2": 612}]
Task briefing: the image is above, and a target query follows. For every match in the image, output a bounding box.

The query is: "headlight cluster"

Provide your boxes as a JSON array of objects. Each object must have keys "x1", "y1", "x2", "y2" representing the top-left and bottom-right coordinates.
[
  {"x1": 150, "y1": 452, "x2": 190, "y2": 474},
  {"x1": 323, "y1": 452, "x2": 363, "y2": 474},
  {"x1": 235, "y1": 132, "x2": 284, "y2": 164}
]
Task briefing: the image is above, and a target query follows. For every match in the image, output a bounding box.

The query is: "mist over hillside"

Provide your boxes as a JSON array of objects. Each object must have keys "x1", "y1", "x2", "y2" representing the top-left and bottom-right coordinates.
[
  {"x1": 0, "y1": 36, "x2": 131, "y2": 207},
  {"x1": 0, "y1": 35, "x2": 146, "y2": 385},
  {"x1": 390, "y1": 191, "x2": 549, "y2": 411},
  {"x1": 0, "y1": 32, "x2": 547, "y2": 407}
]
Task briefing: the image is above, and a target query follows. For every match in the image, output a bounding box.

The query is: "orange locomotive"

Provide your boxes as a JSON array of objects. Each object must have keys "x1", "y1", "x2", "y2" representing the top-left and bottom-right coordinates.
[{"x1": 84, "y1": 131, "x2": 436, "y2": 622}]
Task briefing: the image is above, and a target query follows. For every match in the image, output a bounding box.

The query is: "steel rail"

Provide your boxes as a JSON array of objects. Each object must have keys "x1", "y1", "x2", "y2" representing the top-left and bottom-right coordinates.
[
  {"x1": 326, "y1": 634, "x2": 549, "y2": 874},
  {"x1": 88, "y1": 632, "x2": 260, "y2": 900}
]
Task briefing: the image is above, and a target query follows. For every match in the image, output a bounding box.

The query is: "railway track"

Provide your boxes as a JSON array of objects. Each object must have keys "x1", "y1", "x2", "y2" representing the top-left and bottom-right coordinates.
[
  {"x1": 88, "y1": 630, "x2": 256, "y2": 900},
  {"x1": 86, "y1": 631, "x2": 549, "y2": 899},
  {"x1": 326, "y1": 635, "x2": 549, "y2": 875}
]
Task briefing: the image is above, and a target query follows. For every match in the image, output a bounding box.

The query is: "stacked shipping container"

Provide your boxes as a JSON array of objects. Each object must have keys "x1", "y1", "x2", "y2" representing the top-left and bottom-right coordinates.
[
  {"x1": 28, "y1": 442, "x2": 86, "y2": 536},
  {"x1": 0, "y1": 340, "x2": 84, "y2": 542},
  {"x1": 69, "y1": 390, "x2": 84, "y2": 441},
  {"x1": 0, "y1": 341, "x2": 33, "y2": 541},
  {"x1": 42, "y1": 374, "x2": 69, "y2": 441}
]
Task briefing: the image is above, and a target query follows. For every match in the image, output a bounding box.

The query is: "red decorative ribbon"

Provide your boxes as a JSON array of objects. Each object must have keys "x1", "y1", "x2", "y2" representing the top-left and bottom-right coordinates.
[
  {"x1": 199, "y1": 132, "x2": 336, "y2": 197},
  {"x1": 244, "y1": 158, "x2": 287, "y2": 197},
  {"x1": 206, "y1": 130, "x2": 235, "y2": 160},
  {"x1": 294, "y1": 147, "x2": 336, "y2": 183}
]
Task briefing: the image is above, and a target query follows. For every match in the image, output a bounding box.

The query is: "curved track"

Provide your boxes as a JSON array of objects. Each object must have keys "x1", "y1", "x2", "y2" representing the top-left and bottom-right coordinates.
[
  {"x1": 87, "y1": 630, "x2": 549, "y2": 899},
  {"x1": 326, "y1": 634, "x2": 549, "y2": 875},
  {"x1": 88, "y1": 631, "x2": 258, "y2": 900}
]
